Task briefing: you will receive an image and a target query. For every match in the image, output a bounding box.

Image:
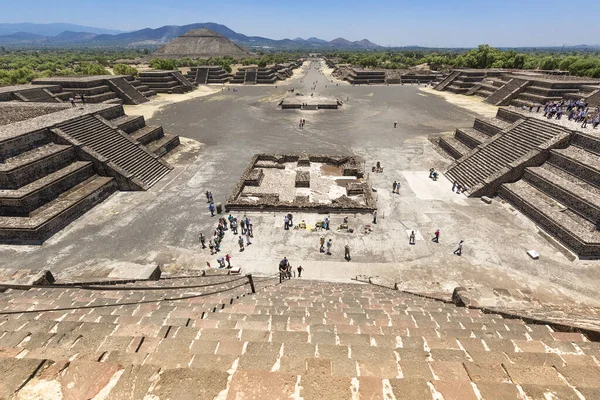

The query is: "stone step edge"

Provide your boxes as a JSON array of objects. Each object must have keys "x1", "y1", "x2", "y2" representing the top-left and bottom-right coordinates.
[{"x1": 354, "y1": 276, "x2": 600, "y2": 342}]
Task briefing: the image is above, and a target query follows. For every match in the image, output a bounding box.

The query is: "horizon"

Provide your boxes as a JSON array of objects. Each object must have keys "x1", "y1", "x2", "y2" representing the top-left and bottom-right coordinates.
[{"x1": 1, "y1": 0, "x2": 599, "y2": 48}]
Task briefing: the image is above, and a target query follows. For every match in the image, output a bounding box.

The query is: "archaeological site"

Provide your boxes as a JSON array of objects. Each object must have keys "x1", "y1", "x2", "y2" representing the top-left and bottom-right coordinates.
[{"x1": 1, "y1": 11, "x2": 600, "y2": 399}]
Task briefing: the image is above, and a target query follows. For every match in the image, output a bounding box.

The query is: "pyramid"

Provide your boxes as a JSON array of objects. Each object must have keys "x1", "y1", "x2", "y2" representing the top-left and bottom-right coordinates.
[{"x1": 153, "y1": 28, "x2": 252, "y2": 59}]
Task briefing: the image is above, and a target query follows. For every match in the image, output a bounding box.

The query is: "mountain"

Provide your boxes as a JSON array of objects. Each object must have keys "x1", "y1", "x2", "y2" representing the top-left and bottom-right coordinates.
[
  {"x1": 0, "y1": 22, "x2": 381, "y2": 50},
  {"x1": 0, "y1": 23, "x2": 123, "y2": 36}
]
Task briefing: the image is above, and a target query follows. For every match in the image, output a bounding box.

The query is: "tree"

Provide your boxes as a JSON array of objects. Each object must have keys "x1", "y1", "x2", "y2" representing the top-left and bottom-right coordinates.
[
  {"x1": 149, "y1": 58, "x2": 177, "y2": 70},
  {"x1": 113, "y1": 63, "x2": 139, "y2": 76}
]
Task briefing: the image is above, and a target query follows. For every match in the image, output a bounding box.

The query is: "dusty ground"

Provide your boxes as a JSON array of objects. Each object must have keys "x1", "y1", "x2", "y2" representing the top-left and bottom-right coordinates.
[{"x1": 1, "y1": 60, "x2": 599, "y2": 307}]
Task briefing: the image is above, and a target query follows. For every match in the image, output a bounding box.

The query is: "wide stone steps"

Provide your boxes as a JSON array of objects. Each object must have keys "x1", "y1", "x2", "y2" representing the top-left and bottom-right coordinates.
[
  {"x1": 57, "y1": 115, "x2": 170, "y2": 188},
  {"x1": 146, "y1": 133, "x2": 181, "y2": 157},
  {"x1": 19, "y1": 89, "x2": 59, "y2": 103},
  {"x1": 130, "y1": 125, "x2": 164, "y2": 145},
  {"x1": 499, "y1": 179, "x2": 600, "y2": 257},
  {"x1": 110, "y1": 114, "x2": 146, "y2": 134},
  {"x1": 0, "y1": 161, "x2": 94, "y2": 216},
  {"x1": 434, "y1": 70, "x2": 461, "y2": 91},
  {"x1": 549, "y1": 146, "x2": 600, "y2": 188},
  {"x1": 0, "y1": 175, "x2": 116, "y2": 244},
  {"x1": 438, "y1": 137, "x2": 470, "y2": 160},
  {"x1": 0, "y1": 279, "x2": 598, "y2": 398},
  {"x1": 0, "y1": 143, "x2": 76, "y2": 189},
  {"x1": 455, "y1": 127, "x2": 489, "y2": 148},
  {"x1": 525, "y1": 164, "x2": 600, "y2": 223}
]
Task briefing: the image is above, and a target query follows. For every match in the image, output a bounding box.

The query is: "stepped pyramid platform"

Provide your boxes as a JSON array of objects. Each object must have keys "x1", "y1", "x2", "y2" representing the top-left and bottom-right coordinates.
[
  {"x1": 153, "y1": 28, "x2": 251, "y2": 59},
  {"x1": 345, "y1": 69, "x2": 386, "y2": 85},
  {"x1": 0, "y1": 84, "x2": 63, "y2": 103},
  {"x1": 185, "y1": 66, "x2": 230, "y2": 85},
  {"x1": 0, "y1": 275, "x2": 598, "y2": 399},
  {"x1": 0, "y1": 102, "x2": 177, "y2": 244},
  {"x1": 444, "y1": 107, "x2": 571, "y2": 197},
  {"x1": 33, "y1": 75, "x2": 153, "y2": 105},
  {"x1": 138, "y1": 70, "x2": 195, "y2": 94}
]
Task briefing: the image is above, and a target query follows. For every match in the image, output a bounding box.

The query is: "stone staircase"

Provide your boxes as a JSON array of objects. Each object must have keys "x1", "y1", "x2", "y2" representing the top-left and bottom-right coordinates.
[
  {"x1": 433, "y1": 70, "x2": 461, "y2": 91},
  {"x1": 0, "y1": 131, "x2": 116, "y2": 244},
  {"x1": 107, "y1": 77, "x2": 149, "y2": 105},
  {"x1": 439, "y1": 113, "x2": 513, "y2": 160},
  {"x1": 107, "y1": 111, "x2": 180, "y2": 158},
  {"x1": 0, "y1": 277, "x2": 598, "y2": 399},
  {"x1": 445, "y1": 111, "x2": 571, "y2": 197},
  {"x1": 138, "y1": 71, "x2": 195, "y2": 94},
  {"x1": 56, "y1": 115, "x2": 172, "y2": 189},
  {"x1": 484, "y1": 78, "x2": 531, "y2": 106}
]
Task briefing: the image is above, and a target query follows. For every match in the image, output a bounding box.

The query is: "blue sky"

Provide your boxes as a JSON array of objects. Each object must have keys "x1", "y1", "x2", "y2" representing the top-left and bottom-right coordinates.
[{"x1": 3, "y1": 0, "x2": 598, "y2": 47}]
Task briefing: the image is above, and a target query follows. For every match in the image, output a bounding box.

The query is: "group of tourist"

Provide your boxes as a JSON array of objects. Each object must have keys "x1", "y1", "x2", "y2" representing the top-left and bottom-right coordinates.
[
  {"x1": 451, "y1": 181, "x2": 468, "y2": 194},
  {"x1": 298, "y1": 118, "x2": 307, "y2": 129},
  {"x1": 200, "y1": 191, "x2": 255, "y2": 268},
  {"x1": 68, "y1": 93, "x2": 85, "y2": 107},
  {"x1": 526, "y1": 100, "x2": 600, "y2": 129}
]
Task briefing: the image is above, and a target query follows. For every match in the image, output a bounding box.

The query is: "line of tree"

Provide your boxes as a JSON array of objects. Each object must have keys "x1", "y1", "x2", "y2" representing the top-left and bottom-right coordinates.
[{"x1": 325, "y1": 45, "x2": 600, "y2": 78}]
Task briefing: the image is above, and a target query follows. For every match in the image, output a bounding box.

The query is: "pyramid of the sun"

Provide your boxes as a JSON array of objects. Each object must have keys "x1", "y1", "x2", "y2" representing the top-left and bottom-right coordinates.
[{"x1": 153, "y1": 28, "x2": 252, "y2": 59}]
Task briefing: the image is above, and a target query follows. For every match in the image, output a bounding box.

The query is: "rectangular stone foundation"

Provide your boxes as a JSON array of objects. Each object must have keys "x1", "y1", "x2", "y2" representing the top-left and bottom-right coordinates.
[{"x1": 226, "y1": 153, "x2": 376, "y2": 214}]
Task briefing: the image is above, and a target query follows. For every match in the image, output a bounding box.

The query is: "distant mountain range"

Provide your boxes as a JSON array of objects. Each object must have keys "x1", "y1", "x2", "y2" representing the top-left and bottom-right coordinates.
[{"x1": 0, "y1": 22, "x2": 382, "y2": 50}]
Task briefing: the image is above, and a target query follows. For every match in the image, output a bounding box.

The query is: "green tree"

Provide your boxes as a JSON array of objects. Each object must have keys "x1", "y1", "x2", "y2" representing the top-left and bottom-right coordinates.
[{"x1": 113, "y1": 63, "x2": 139, "y2": 76}]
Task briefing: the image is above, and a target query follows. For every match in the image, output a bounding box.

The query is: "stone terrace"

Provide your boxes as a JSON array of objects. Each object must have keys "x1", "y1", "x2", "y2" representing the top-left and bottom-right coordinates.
[{"x1": 0, "y1": 278, "x2": 599, "y2": 399}]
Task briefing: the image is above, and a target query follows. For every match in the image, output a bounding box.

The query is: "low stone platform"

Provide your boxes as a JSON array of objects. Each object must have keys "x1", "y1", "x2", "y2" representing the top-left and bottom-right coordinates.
[
  {"x1": 227, "y1": 154, "x2": 375, "y2": 213},
  {"x1": 280, "y1": 93, "x2": 341, "y2": 110}
]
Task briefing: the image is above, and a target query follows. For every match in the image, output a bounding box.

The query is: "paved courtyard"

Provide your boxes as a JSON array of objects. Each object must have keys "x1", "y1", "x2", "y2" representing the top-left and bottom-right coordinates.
[{"x1": 1, "y1": 61, "x2": 599, "y2": 306}]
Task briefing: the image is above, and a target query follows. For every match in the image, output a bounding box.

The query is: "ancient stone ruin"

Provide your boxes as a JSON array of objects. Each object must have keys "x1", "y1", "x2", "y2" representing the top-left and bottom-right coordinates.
[{"x1": 226, "y1": 154, "x2": 375, "y2": 213}]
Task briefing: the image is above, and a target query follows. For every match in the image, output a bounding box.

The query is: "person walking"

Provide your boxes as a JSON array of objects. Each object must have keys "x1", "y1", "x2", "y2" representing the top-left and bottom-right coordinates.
[
  {"x1": 452, "y1": 181, "x2": 457, "y2": 192},
  {"x1": 433, "y1": 229, "x2": 440, "y2": 243},
  {"x1": 344, "y1": 244, "x2": 351, "y2": 261},
  {"x1": 409, "y1": 231, "x2": 416, "y2": 245},
  {"x1": 240, "y1": 219, "x2": 246, "y2": 235},
  {"x1": 297, "y1": 265, "x2": 303, "y2": 277},
  {"x1": 372, "y1": 210, "x2": 377, "y2": 224},
  {"x1": 320, "y1": 236, "x2": 325, "y2": 253},
  {"x1": 393, "y1": 181, "x2": 397, "y2": 194},
  {"x1": 394, "y1": 121, "x2": 398, "y2": 128},
  {"x1": 454, "y1": 240, "x2": 464, "y2": 256},
  {"x1": 245, "y1": 230, "x2": 252, "y2": 246},
  {"x1": 284, "y1": 215, "x2": 289, "y2": 230},
  {"x1": 238, "y1": 236, "x2": 245, "y2": 251},
  {"x1": 326, "y1": 239, "x2": 332, "y2": 255},
  {"x1": 209, "y1": 240, "x2": 214, "y2": 255},
  {"x1": 231, "y1": 219, "x2": 238, "y2": 234},
  {"x1": 209, "y1": 202, "x2": 215, "y2": 217},
  {"x1": 80, "y1": 93, "x2": 85, "y2": 105},
  {"x1": 324, "y1": 217, "x2": 330, "y2": 230},
  {"x1": 69, "y1": 97, "x2": 75, "y2": 107},
  {"x1": 199, "y1": 233, "x2": 206, "y2": 249},
  {"x1": 225, "y1": 253, "x2": 232, "y2": 268},
  {"x1": 248, "y1": 223, "x2": 253, "y2": 237}
]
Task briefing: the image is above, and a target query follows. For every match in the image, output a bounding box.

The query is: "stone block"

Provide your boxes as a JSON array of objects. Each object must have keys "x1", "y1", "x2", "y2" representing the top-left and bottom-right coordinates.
[
  {"x1": 295, "y1": 170, "x2": 310, "y2": 188},
  {"x1": 527, "y1": 249, "x2": 540, "y2": 259},
  {"x1": 244, "y1": 168, "x2": 264, "y2": 187},
  {"x1": 481, "y1": 196, "x2": 492, "y2": 204}
]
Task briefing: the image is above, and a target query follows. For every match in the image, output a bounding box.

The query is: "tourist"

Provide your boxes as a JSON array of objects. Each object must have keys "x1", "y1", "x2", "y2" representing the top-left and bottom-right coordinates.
[
  {"x1": 284, "y1": 215, "x2": 289, "y2": 230},
  {"x1": 288, "y1": 213, "x2": 293, "y2": 227},
  {"x1": 199, "y1": 233, "x2": 206, "y2": 249},
  {"x1": 593, "y1": 114, "x2": 600, "y2": 129},
  {"x1": 393, "y1": 181, "x2": 397, "y2": 194},
  {"x1": 324, "y1": 216, "x2": 330, "y2": 230},
  {"x1": 245, "y1": 216, "x2": 250, "y2": 231},
  {"x1": 454, "y1": 240, "x2": 464, "y2": 256},
  {"x1": 409, "y1": 231, "x2": 416, "y2": 245},
  {"x1": 452, "y1": 181, "x2": 457, "y2": 192},
  {"x1": 297, "y1": 265, "x2": 303, "y2": 277},
  {"x1": 394, "y1": 121, "x2": 398, "y2": 128},
  {"x1": 209, "y1": 203, "x2": 215, "y2": 217},
  {"x1": 433, "y1": 229, "x2": 440, "y2": 243},
  {"x1": 248, "y1": 223, "x2": 254, "y2": 237},
  {"x1": 209, "y1": 192, "x2": 213, "y2": 203},
  {"x1": 372, "y1": 210, "x2": 377, "y2": 224},
  {"x1": 209, "y1": 241, "x2": 214, "y2": 255},
  {"x1": 245, "y1": 230, "x2": 252, "y2": 246},
  {"x1": 231, "y1": 218, "x2": 238, "y2": 234},
  {"x1": 205, "y1": 190, "x2": 210, "y2": 202},
  {"x1": 279, "y1": 257, "x2": 289, "y2": 277},
  {"x1": 225, "y1": 253, "x2": 232, "y2": 268},
  {"x1": 214, "y1": 237, "x2": 221, "y2": 252},
  {"x1": 429, "y1": 168, "x2": 435, "y2": 179},
  {"x1": 320, "y1": 236, "x2": 325, "y2": 252},
  {"x1": 69, "y1": 97, "x2": 75, "y2": 107},
  {"x1": 582, "y1": 115, "x2": 590, "y2": 128},
  {"x1": 238, "y1": 236, "x2": 245, "y2": 251},
  {"x1": 80, "y1": 93, "x2": 85, "y2": 104},
  {"x1": 344, "y1": 244, "x2": 351, "y2": 261},
  {"x1": 326, "y1": 239, "x2": 332, "y2": 255},
  {"x1": 240, "y1": 219, "x2": 246, "y2": 234}
]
